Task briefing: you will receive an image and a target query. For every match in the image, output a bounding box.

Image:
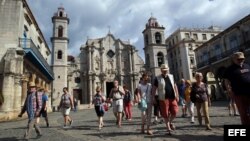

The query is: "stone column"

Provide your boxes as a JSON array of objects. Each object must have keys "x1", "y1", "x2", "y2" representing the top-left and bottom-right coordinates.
[
  {"x1": 13, "y1": 76, "x2": 22, "y2": 111},
  {"x1": 120, "y1": 76, "x2": 124, "y2": 87},
  {"x1": 0, "y1": 49, "x2": 23, "y2": 113},
  {"x1": 87, "y1": 48, "x2": 92, "y2": 72},
  {"x1": 131, "y1": 48, "x2": 135, "y2": 73},
  {"x1": 37, "y1": 77, "x2": 42, "y2": 89},
  {"x1": 92, "y1": 76, "x2": 96, "y2": 99},
  {"x1": 67, "y1": 75, "x2": 72, "y2": 94},
  {"x1": 21, "y1": 77, "x2": 28, "y2": 105},
  {"x1": 31, "y1": 74, "x2": 36, "y2": 84},
  {"x1": 88, "y1": 76, "x2": 93, "y2": 105},
  {"x1": 91, "y1": 48, "x2": 94, "y2": 72},
  {"x1": 84, "y1": 74, "x2": 88, "y2": 104},
  {"x1": 45, "y1": 83, "x2": 52, "y2": 109},
  {"x1": 42, "y1": 81, "x2": 45, "y2": 90},
  {"x1": 100, "y1": 47, "x2": 104, "y2": 72},
  {"x1": 118, "y1": 49, "x2": 122, "y2": 82},
  {"x1": 1, "y1": 75, "x2": 15, "y2": 112}
]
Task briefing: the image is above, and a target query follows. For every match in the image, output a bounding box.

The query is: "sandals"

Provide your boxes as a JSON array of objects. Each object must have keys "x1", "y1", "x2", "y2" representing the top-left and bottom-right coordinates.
[
  {"x1": 101, "y1": 123, "x2": 104, "y2": 127},
  {"x1": 166, "y1": 130, "x2": 172, "y2": 135},
  {"x1": 170, "y1": 123, "x2": 176, "y2": 130},
  {"x1": 147, "y1": 130, "x2": 153, "y2": 135}
]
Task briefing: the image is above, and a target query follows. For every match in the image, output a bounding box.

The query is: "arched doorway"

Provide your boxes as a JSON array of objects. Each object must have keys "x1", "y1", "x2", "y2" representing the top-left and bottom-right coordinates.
[
  {"x1": 106, "y1": 82, "x2": 113, "y2": 98},
  {"x1": 210, "y1": 85, "x2": 216, "y2": 101}
]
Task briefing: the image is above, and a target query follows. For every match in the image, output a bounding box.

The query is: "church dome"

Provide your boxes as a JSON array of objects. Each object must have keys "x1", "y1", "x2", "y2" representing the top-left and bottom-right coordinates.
[
  {"x1": 54, "y1": 5, "x2": 67, "y2": 17},
  {"x1": 146, "y1": 16, "x2": 159, "y2": 28}
]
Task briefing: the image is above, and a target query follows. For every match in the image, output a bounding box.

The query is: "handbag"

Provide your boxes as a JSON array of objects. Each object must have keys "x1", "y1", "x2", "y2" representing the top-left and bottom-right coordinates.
[
  {"x1": 138, "y1": 84, "x2": 148, "y2": 111},
  {"x1": 103, "y1": 103, "x2": 109, "y2": 111}
]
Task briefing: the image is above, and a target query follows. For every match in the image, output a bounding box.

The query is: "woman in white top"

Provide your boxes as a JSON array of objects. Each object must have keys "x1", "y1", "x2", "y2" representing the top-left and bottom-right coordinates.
[{"x1": 137, "y1": 72, "x2": 153, "y2": 135}]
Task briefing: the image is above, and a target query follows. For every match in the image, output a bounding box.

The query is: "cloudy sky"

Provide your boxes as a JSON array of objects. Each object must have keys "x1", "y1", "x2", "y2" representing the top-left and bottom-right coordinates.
[{"x1": 27, "y1": 0, "x2": 250, "y2": 60}]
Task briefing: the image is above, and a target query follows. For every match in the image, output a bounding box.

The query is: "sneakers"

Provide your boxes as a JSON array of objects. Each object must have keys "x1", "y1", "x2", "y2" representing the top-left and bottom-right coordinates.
[
  {"x1": 46, "y1": 123, "x2": 50, "y2": 128},
  {"x1": 160, "y1": 119, "x2": 164, "y2": 124},
  {"x1": 190, "y1": 116, "x2": 195, "y2": 123},
  {"x1": 37, "y1": 134, "x2": 42, "y2": 138},
  {"x1": 98, "y1": 125, "x2": 102, "y2": 130},
  {"x1": 152, "y1": 120, "x2": 158, "y2": 125}
]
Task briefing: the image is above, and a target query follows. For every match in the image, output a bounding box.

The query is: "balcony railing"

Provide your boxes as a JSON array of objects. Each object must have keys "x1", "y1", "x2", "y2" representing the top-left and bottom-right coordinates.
[
  {"x1": 19, "y1": 38, "x2": 54, "y2": 79},
  {"x1": 196, "y1": 38, "x2": 250, "y2": 69},
  {"x1": 196, "y1": 47, "x2": 239, "y2": 68}
]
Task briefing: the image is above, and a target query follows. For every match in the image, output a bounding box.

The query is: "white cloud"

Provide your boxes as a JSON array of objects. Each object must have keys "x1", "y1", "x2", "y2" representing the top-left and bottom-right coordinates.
[{"x1": 27, "y1": 0, "x2": 250, "y2": 61}]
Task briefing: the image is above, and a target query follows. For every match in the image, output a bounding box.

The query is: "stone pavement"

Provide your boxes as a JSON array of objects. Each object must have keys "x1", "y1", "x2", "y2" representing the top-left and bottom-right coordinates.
[{"x1": 0, "y1": 100, "x2": 241, "y2": 141}]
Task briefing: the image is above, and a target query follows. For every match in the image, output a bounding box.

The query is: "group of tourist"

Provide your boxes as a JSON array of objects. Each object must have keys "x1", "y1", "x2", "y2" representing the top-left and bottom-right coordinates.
[{"x1": 18, "y1": 51, "x2": 250, "y2": 139}]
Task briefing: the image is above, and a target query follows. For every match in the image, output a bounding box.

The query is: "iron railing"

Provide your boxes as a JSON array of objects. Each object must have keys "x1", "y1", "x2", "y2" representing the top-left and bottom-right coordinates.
[{"x1": 19, "y1": 38, "x2": 54, "y2": 78}]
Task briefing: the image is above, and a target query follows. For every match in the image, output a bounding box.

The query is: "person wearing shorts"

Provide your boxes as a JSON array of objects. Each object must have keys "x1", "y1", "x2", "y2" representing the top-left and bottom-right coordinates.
[
  {"x1": 152, "y1": 64, "x2": 179, "y2": 135},
  {"x1": 59, "y1": 87, "x2": 74, "y2": 128},
  {"x1": 92, "y1": 86, "x2": 106, "y2": 130},
  {"x1": 109, "y1": 80, "x2": 125, "y2": 128},
  {"x1": 37, "y1": 88, "x2": 50, "y2": 127}
]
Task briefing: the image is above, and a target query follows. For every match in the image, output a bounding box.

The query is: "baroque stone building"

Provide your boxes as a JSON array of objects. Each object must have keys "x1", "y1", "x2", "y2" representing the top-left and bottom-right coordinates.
[
  {"x1": 0, "y1": 0, "x2": 53, "y2": 121},
  {"x1": 143, "y1": 16, "x2": 168, "y2": 77},
  {"x1": 165, "y1": 26, "x2": 222, "y2": 82},
  {"x1": 195, "y1": 14, "x2": 250, "y2": 100},
  {"x1": 79, "y1": 33, "x2": 144, "y2": 104},
  {"x1": 51, "y1": 6, "x2": 69, "y2": 109}
]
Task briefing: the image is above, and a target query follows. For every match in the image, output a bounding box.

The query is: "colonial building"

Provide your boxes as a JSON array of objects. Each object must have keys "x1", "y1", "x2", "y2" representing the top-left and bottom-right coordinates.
[
  {"x1": 80, "y1": 33, "x2": 144, "y2": 104},
  {"x1": 143, "y1": 16, "x2": 168, "y2": 77},
  {"x1": 51, "y1": 6, "x2": 69, "y2": 109},
  {"x1": 67, "y1": 55, "x2": 81, "y2": 105},
  {"x1": 0, "y1": 0, "x2": 53, "y2": 121},
  {"x1": 195, "y1": 14, "x2": 250, "y2": 100},
  {"x1": 165, "y1": 27, "x2": 222, "y2": 83}
]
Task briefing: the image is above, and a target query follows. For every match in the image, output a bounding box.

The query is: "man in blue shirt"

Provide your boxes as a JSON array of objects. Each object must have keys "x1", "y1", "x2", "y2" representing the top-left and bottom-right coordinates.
[{"x1": 37, "y1": 88, "x2": 50, "y2": 127}]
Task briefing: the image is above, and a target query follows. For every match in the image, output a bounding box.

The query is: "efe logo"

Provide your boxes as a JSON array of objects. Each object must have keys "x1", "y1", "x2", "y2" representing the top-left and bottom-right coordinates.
[{"x1": 228, "y1": 129, "x2": 246, "y2": 136}]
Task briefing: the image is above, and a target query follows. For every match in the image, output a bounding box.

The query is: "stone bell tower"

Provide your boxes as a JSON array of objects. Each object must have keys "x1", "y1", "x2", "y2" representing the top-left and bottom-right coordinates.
[
  {"x1": 142, "y1": 16, "x2": 167, "y2": 77},
  {"x1": 51, "y1": 6, "x2": 69, "y2": 109}
]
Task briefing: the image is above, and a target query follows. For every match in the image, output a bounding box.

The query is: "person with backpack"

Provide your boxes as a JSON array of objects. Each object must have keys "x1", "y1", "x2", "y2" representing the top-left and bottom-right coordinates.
[
  {"x1": 92, "y1": 86, "x2": 106, "y2": 130},
  {"x1": 59, "y1": 87, "x2": 74, "y2": 128},
  {"x1": 18, "y1": 82, "x2": 42, "y2": 140},
  {"x1": 123, "y1": 85, "x2": 133, "y2": 121},
  {"x1": 137, "y1": 72, "x2": 153, "y2": 135},
  {"x1": 109, "y1": 80, "x2": 125, "y2": 128}
]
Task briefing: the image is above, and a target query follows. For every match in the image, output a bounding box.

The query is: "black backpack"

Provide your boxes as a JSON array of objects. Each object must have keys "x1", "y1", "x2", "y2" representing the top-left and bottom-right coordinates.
[{"x1": 123, "y1": 91, "x2": 131, "y2": 102}]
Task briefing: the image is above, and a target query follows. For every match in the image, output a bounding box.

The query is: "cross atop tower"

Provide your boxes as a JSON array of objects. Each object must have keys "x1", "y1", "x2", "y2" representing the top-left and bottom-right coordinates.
[{"x1": 108, "y1": 25, "x2": 111, "y2": 34}]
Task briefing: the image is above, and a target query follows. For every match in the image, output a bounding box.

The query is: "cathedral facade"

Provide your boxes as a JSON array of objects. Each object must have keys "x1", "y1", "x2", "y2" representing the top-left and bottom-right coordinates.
[
  {"x1": 79, "y1": 33, "x2": 144, "y2": 104},
  {"x1": 50, "y1": 7, "x2": 144, "y2": 106}
]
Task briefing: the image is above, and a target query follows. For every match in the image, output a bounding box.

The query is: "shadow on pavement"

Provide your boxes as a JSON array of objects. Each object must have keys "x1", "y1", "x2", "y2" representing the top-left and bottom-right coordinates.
[
  {"x1": 0, "y1": 137, "x2": 19, "y2": 141},
  {"x1": 146, "y1": 133, "x2": 223, "y2": 141},
  {"x1": 82, "y1": 131, "x2": 141, "y2": 137}
]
